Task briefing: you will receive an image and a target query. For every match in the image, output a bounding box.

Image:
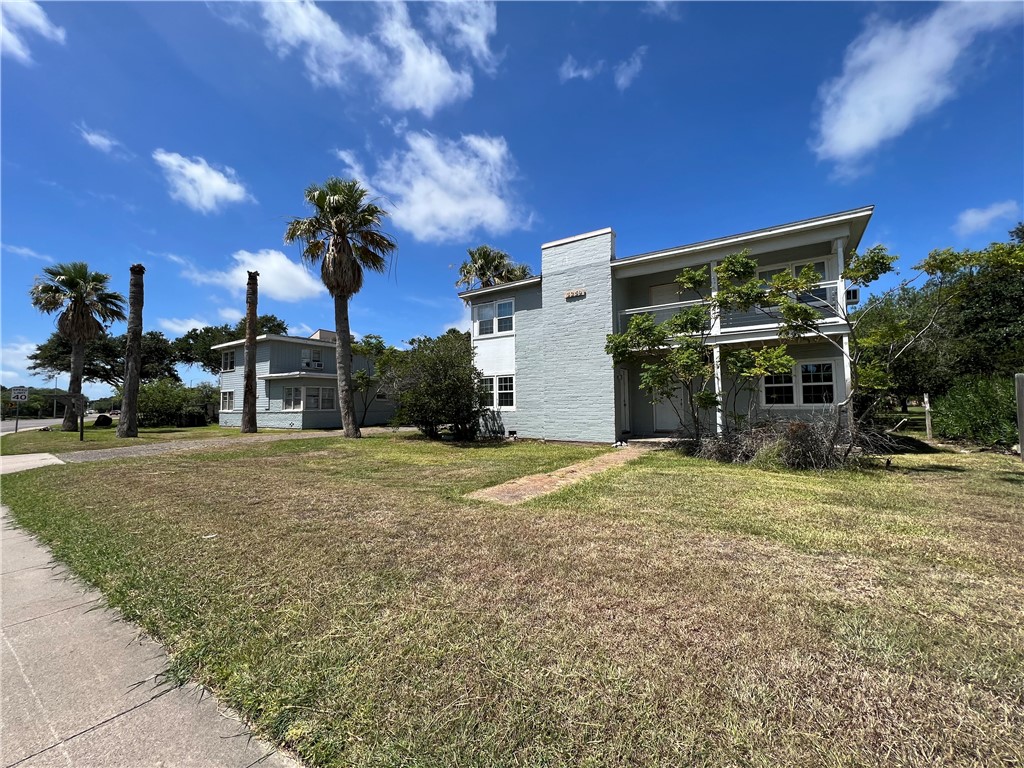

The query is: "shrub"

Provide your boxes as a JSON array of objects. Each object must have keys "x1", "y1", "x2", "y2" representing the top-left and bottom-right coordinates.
[
  {"x1": 391, "y1": 330, "x2": 485, "y2": 441},
  {"x1": 136, "y1": 379, "x2": 212, "y2": 428},
  {"x1": 933, "y1": 377, "x2": 1018, "y2": 445},
  {"x1": 696, "y1": 418, "x2": 843, "y2": 470}
]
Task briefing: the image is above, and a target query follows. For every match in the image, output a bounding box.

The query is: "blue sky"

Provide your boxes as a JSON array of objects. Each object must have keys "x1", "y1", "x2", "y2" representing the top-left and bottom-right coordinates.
[{"x1": 2, "y1": 1, "x2": 1022, "y2": 398}]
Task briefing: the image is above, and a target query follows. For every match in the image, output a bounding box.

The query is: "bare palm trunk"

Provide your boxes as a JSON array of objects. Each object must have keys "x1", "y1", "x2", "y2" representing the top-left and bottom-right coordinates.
[
  {"x1": 63, "y1": 341, "x2": 86, "y2": 431},
  {"x1": 334, "y1": 295, "x2": 360, "y2": 437},
  {"x1": 241, "y1": 271, "x2": 259, "y2": 433},
  {"x1": 117, "y1": 264, "x2": 145, "y2": 438}
]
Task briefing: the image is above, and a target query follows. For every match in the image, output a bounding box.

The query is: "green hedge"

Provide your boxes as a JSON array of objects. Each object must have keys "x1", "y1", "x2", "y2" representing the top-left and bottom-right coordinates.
[{"x1": 933, "y1": 377, "x2": 1018, "y2": 446}]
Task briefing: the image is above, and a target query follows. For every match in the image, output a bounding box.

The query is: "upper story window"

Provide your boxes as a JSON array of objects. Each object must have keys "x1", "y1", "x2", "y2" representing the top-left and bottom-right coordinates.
[
  {"x1": 474, "y1": 299, "x2": 514, "y2": 336},
  {"x1": 300, "y1": 348, "x2": 324, "y2": 369},
  {"x1": 221, "y1": 350, "x2": 236, "y2": 371},
  {"x1": 758, "y1": 259, "x2": 831, "y2": 304}
]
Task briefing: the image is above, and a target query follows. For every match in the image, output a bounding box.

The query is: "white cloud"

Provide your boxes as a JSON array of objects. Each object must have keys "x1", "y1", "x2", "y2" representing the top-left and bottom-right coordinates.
[
  {"x1": 642, "y1": 2, "x2": 681, "y2": 21},
  {"x1": 377, "y1": 3, "x2": 473, "y2": 117},
  {"x1": 259, "y1": 0, "x2": 382, "y2": 89},
  {"x1": 559, "y1": 55, "x2": 604, "y2": 83},
  {"x1": 152, "y1": 149, "x2": 254, "y2": 214},
  {"x1": 2, "y1": 243, "x2": 52, "y2": 262},
  {"x1": 248, "y1": 1, "x2": 488, "y2": 118},
  {"x1": 954, "y1": 200, "x2": 1020, "y2": 237},
  {"x1": 157, "y1": 317, "x2": 209, "y2": 336},
  {"x1": 813, "y1": 4, "x2": 1022, "y2": 174},
  {"x1": 217, "y1": 307, "x2": 245, "y2": 323},
  {"x1": 179, "y1": 249, "x2": 326, "y2": 303},
  {"x1": 75, "y1": 123, "x2": 132, "y2": 159},
  {"x1": 0, "y1": 340, "x2": 41, "y2": 387},
  {"x1": 0, "y1": 0, "x2": 65, "y2": 65},
  {"x1": 613, "y1": 46, "x2": 648, "y2": 91},
  {"x1": 426, "y1": 1, "x2": 499, "y2": 73},
  {"x1": 288, "y1": 322, "x2": 315, "y2": 336},
  {"x1": 337, "y1": 131, "x2": 528, "y2": 244}
]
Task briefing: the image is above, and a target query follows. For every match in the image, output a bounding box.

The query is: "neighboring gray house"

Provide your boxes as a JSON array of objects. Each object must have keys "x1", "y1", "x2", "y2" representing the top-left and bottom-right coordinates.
[
  {"x1": 459, "y1": 206, "x2": 874, "y2": 443},
  {"x1": 215, "y1": 329, "x2": 395, "y2": 430}
]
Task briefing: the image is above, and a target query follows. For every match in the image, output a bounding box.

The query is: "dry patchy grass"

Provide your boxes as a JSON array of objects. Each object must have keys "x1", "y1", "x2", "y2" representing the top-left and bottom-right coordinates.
[
  {"x1": 0, "y1": 422, "x2": 242, "y2": 455},
  {"x1": 3, "y1": 434, "x2": 1022, "y2": 767}
]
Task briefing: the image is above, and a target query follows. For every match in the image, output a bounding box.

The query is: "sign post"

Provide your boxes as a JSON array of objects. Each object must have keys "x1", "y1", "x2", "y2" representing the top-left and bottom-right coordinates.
[
  {"x1": 1016, "y1": 373, "x2": 1023, "y2": 464},
  {"x1": 10, "y1": 387, "x2": 29, "y2": 433}
]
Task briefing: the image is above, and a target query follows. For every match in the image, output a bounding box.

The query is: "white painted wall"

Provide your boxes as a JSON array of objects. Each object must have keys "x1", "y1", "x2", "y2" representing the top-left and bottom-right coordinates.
[{"x1": 475, "y1": 336, "x2": 515, "y2": 374}]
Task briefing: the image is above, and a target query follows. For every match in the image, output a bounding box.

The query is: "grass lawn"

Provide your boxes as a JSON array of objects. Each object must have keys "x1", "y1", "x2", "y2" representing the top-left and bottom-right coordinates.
[
  {"x1": 0, "y1": 422, "x2": 243, "y2": 456},
  {"x1": 3, "y1": 434, "x2": 1023, "y2": 767}
]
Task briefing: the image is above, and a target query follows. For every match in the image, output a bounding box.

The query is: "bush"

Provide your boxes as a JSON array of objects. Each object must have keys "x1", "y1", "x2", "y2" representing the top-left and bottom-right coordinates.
[
  {"x1": 933, "y1": 377, "x2": 1018, "y2": 445},
  {"x1": 391, "y1": 330, "x2": 485, "y2": 441},
  {"x1": 136, "y1": 379, "x2": 212, "y2": 428},
  {"x1": 696, "y1": 418, "x2": 843, "y2": 470}
]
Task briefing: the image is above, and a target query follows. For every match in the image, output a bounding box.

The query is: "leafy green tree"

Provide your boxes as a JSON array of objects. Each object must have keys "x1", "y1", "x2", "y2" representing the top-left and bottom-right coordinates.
[
  {"x1": 391, "y1": 330, "x2": 484, "y2": 440},
  {"x1": 455, "y1": 245, "x2": 532, "y2": 291},
  {"x1": 352, "y1": 334, "x2": 401, "y2": 427},
  {"x1": 284, "y1": 178, "x2": 397, "y2": 438},
  {"x1": 29, "y1": 330, "x2": 180, "y2": 388},
  {"x1": 172, "y1": 315, "x2": 289, "y2": 375},
  {"x1": 30, "y1": 262, "x2": 126, "y2": 431}
]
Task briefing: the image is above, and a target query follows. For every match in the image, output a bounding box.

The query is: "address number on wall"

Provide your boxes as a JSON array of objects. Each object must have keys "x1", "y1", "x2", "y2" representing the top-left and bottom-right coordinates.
[{"x1": 564, "y1": 289, "x2": 587, "y2": 299}]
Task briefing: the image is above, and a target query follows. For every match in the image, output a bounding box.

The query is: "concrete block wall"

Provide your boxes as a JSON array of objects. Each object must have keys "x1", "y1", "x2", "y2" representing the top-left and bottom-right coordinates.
[{"x1": 539, "y1": 230, "x2": 617, "y2": 443}]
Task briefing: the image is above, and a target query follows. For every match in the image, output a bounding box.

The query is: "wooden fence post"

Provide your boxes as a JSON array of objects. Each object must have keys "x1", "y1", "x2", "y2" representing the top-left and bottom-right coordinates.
[
  {"x1": 924, "y1": 393, "x2": 932, "y2": 439},
  {"x1": 1016, "y1": 374, "x2": 1023, "y2": 462}
]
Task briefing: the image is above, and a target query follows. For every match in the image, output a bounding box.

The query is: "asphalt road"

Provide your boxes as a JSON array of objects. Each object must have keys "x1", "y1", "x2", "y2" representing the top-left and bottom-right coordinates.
[{"x1": 0, "y1": 417, "x2": 66, "y2": 435}]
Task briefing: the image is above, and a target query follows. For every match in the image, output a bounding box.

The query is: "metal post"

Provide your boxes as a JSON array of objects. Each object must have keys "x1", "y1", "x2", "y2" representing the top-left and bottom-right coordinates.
[
  {"x1": 1015, "y1": 373, "x2": 1023, "y2": 463},
  {"x1": 15, "y1": 403, "x2": 20, "y2": 434},
  {"x1": 924, "y1": 392, "x2": 932, "y2": 439}
]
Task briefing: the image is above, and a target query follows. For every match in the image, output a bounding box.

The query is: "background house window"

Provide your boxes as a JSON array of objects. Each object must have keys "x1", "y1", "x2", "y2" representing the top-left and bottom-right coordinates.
[
  {"x1": 307, "y1": 387, "x2": 320, "y2": 410},
  {"x1": 497, "y1": 376, "x2": 515, "y2": 407},
  {"x1": 220, "y1": 391, "x2": 234, "y2": 411},
  {"x1": 476, "y1": 303, "x2": 494, "y2": 335},
  {"x1": 763, "y1": 372, "x2": 794, "y2": 404},
  {"x1": 301, "y1": 348, "x2": 324, "y2": 369},
  {"x1": 801, "y1": 363, "x2": 834, "y2": 404},
  {"x1": 321, "y1": 388, "x2": 335, "y2": 410},
  {"x1": 283, "y1": 386, "x2": 302, "y2": 411},
  {"x1": 221, "y1": 350, "x2": 235, "y2": 371}
]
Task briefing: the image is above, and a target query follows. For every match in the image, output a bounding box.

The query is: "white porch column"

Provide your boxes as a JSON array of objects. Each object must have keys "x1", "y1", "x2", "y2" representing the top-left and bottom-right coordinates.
[
  {"x1": 833, "y1": 237, "x2": 848, "y2": 321},
  {"x1": 713, "y1": 344, "x2": 724, "y2": 435},
  {"x1": 841, "y1": 333, "x2": 853, "y2": 406},
  {"x1": 709, "y1": 260, "x2": 722, "y2": 335}
]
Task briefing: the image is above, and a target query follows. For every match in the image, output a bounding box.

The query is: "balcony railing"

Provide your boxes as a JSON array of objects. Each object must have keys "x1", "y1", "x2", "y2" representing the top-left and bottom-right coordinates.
[{"x1": 617, "y1": 282, "x2": 846, "y2": 335}]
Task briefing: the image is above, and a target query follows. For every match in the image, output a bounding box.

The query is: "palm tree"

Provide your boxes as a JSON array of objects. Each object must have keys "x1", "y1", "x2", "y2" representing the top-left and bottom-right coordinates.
[
  {"x1": 284, "y1": 178, "x2": 397, "y2": 438},
  {"x1": 241, "y1": 270, "x2": 258, "y2": 433},
  {"x1": 116, "y1": 263, "x2": 145, "y2": 438},
  {"x1": 455, "y1": 245, "x2": 532, "y2": 291},
  {"x1": 30, "y1": 262, "x2": 126, "y2": 432}
]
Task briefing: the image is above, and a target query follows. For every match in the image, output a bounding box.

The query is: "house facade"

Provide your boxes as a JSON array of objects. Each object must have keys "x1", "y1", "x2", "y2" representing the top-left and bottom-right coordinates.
[
  {"x1": 215, "y1": 329, "x2": 395, "y2": 430},
  {"x1": 459, "y1": 206, "x2": 874, "y2": 443}
]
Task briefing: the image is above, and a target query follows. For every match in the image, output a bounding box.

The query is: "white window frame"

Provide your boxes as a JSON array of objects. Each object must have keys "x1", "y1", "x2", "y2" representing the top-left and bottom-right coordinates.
[
  {"x1": 220, "y1": 391, "x2": 235, "y2": 411},
  {"x1": 221, "y1": 350, "x2": 236, "y2": 372},
  {"x1": 283, "y1": 386, "x2": 302, "y2": 411},
  {"x1": 304, "y1": 386, "x2": 336, "y2": 411},
  {"x1": 473, "y1": 298, "x2": 515, "y2": 338},
  {"x1": 760, "y1": 359, "x2": 838, "y2": 408},
  {"x1": 480, "y1": 374, "x2": 515, "y2": 410}
]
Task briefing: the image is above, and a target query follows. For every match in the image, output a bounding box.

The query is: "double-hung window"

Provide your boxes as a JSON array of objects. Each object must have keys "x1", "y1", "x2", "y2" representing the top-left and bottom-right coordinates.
[
  {"x1": 479, "y1": 375, "x2": 514, "y2": 408},
  {"x1": 221, "y1": 350, "x2": 236, "y2": 371},
  {"x1": 762, "y1": 361, "x2": 835, "y2": 406},
  {"x1": 220, "y1": 391, "x2": 234, "y2": 411},
  {"x1": 474, "y1": 299, "x2": 514, "y2": 336},
  {"x1": 283, "y1": 386, "x2": 302, "y2": 411},
  {"x1": 301, "y1": 348, "x2": 323, "y2": 369}
]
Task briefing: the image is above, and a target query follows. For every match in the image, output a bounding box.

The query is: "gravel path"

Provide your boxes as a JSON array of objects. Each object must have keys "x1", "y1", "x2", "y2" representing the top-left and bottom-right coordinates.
[
  {"x1": 56, "y1": 427, "x2": 410, "y2": 464},
  {"x1": 467, "y1": 444, "x2": 652, "y2": 505}
]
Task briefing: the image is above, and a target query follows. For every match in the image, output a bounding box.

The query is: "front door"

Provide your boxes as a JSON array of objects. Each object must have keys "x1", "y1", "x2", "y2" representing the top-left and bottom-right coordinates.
[
  {"x1": 653, "y1": 387, "x2": 686, "y2": 433},
  {"x1": 616, "y1": 368, "x2": 631, "y2": 437}
]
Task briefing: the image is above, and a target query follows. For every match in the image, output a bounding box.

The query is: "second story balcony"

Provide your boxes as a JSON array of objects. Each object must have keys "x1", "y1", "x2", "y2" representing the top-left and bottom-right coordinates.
[{"x1": 616, "y1": 280, "x2": 852, "y2": 336}]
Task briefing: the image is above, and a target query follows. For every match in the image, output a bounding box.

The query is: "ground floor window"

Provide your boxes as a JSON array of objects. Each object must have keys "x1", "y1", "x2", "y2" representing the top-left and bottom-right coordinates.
[
  {"x1": 762, "y1": 360, "x2": 836, "y2": 406},
  {"x1": 283, "y1": 386, "x2": 302, "y2": 411},
  {"x1": 480, "y1": 375, "x2": 514, "y2": 409},
  {"x1": 306, "y1": 386, "x2": 336, "y2": 410},
  {"x1": 220, "y1": 391, "x2": 234, "y2": 411}
]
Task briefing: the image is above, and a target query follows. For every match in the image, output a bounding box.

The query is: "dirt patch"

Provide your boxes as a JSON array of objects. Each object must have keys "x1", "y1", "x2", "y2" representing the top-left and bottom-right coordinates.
[{"x1": 468, "y1": 445, "x2": 651, "y2": 504}]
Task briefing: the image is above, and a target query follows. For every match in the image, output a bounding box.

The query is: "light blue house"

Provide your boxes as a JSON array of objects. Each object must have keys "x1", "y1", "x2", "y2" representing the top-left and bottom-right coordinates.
[
  {"x1": 459, "y1": 206, "x2": 874, "y2": 443},
  {"x1": 214, "y1": 329, "x2": 395, "y2": 430}
]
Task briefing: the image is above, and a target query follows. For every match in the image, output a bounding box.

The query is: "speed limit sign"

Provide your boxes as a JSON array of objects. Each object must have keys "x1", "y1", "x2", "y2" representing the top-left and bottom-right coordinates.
[{"x1": 10, "y1": 387, "x2": 28, "y2": 402}]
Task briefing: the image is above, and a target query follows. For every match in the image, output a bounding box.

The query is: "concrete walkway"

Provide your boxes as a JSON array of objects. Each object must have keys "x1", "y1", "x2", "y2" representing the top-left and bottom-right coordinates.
[
  {"x1": 0, "y1": 454, "x2": 64, "y2": 475},
  {"x1": 1, "y1": 507, "x2": 301, "y2": 768},
  {"x1": 467, "y1": 444, "x2": 652, "y2": 505}
]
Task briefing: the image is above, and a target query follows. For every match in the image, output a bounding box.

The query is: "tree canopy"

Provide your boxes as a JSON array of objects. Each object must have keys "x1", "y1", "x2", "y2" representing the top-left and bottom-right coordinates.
[
  {"x1": 456, "y1": 245, "x2": 532, "y2": 291},
  {"x1": 29, "y1": 330, "x2": 179, "y2": 388},
  {"x1": 172, "y1": 315, "x2": 289, "y2": 375}
]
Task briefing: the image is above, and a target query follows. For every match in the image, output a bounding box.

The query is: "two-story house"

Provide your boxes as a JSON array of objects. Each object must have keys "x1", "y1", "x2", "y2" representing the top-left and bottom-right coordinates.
[
  {"x1": 214, "y1": 329, "x2": 395, "y2": 430},
  {"x1": 458, "y1": 206, "x2": 874, "y2": 443}
]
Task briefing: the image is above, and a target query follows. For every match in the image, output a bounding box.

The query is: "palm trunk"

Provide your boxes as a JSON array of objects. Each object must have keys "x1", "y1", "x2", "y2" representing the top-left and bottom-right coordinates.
[
  {"x1": 241, "y1": 271, "x2": 259, "y2": 433},
  {"x1": 63, "y1": 340, "x2": 85, "y2": 431},
  {"x1": 334, "y1": 295, "x2": 360, "y2": 437},
  {"x1": 117, "y1": 264, "x2": 145, "y2": 438}
]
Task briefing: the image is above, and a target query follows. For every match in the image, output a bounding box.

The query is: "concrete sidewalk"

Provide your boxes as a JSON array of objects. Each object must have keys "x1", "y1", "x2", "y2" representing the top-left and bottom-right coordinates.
[
  {"x1": 0, "y1": 454, "x2": 64, "y2": 475},
  {"x1": 1, "y1": 508, "x2": 301, "y2": 768}
]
